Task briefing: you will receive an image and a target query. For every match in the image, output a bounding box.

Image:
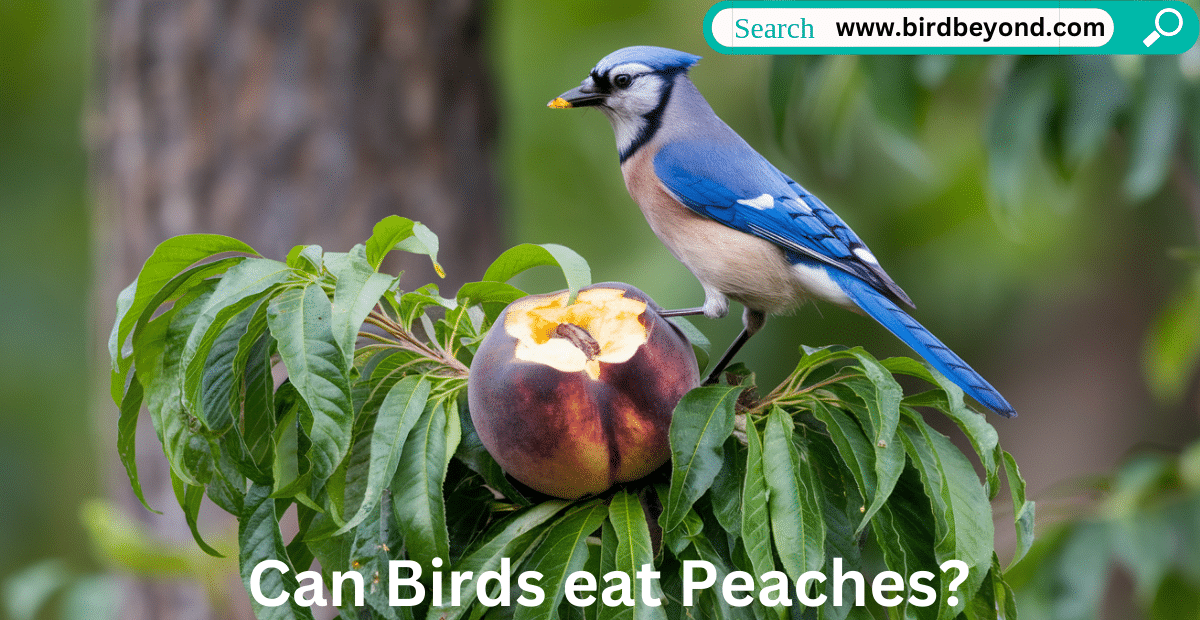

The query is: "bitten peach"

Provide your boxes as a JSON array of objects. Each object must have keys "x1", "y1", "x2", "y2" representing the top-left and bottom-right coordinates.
[{"x1": 467, "y1": 283, "x2": 699, "y2": 499}]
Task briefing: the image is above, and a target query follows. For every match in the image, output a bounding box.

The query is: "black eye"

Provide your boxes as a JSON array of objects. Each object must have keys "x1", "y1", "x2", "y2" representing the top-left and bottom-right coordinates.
[{"x1": 613, "y1": 74, "x2": 633, "y2": 89}]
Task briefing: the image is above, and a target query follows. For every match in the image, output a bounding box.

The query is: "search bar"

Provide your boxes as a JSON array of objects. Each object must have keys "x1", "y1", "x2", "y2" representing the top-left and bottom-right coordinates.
[{"x1": 704, "y1": 1, "x2": 1200, "y2": 55}]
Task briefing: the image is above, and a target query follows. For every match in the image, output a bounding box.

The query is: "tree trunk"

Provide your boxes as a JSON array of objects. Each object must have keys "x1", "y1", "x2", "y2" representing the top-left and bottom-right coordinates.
[{"x1": 91, "y1": 1, "x2": 500, "y2": 617}]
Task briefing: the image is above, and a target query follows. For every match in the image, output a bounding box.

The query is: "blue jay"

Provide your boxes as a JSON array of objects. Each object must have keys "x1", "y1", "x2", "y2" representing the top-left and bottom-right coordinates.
[{"x1": 549, "y1": 46, "x2": 1015, "y2": 418}]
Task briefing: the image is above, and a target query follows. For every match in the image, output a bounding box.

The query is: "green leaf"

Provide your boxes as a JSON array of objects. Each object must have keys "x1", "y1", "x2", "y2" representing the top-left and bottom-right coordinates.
[
  {"x1": 994, "y1": 557, "x2": 1018, "y2": 620},
  {"x1": 808, "y1": 401, "x2": 875, "y2": 531},
  {"x1": 271, "y1": 399, "x2": 309, "y2": 498},
  {"x1": 1125, "y1": 57, "x2": 1181, "y2": 201},
  {"x1": 804, "y1": 430, "x2": 862, "y2": 620},
  {"x1": 660, "y1": 385, "x2": 743, "y2": 534},
  {"x1": 456, "y1": 281, "x2": 528, "y2": 307},
  {"x1": 395, "y1": 221, "x2": 445, "y2": 278},
  {"x1": 435, "y1": 303, "x2": 478, "y2": 356},
  {"x1": 1002, "y1": 450, "x2": 1035, "y2": 569},
  {"x1": 886, "y1": 356, "x2": 1001, "y2": 497},
  {"x1": 839, "y1": 393, "x2": 904, "y2": 539},
  {"x1": 267, "y1": 283, "x2": 355, "y2": 489},
  {"x1": 427, "y1": 501, "x2": 567, "y2": 620},
  {"x1": 115, "y1": 374, "x2": 157, "y2": 514},
  {"x1": 841, "y1": 352, "x2": 907, "y2": 533},
  {"x1": 482, "y1": 243, "x2": 591, "y2": 304},
  {"x1": 169, "y1": 470, "x2": 224, "y2": 558},
  {"x1": 111, "y1": 279, "x2": 137, "y2": 367},
  {"x1": 140, "y1": 282, "x2": 217, "y2": 487},
  {"x1": 678, "y1": 555, "x2": 735, "y2": 620},
  {"x1": 356, "y1": 349, "x2": 422, "y2": 418},
  {"x1": 112, "y1": 256, "x2": 250, "y2": 409},
  {"x1": 327, "y1": 247, "x2": 397, "y2": 361},
  {"x1": 672, "y1": 514, "x2": 737, "y2": 620},
  {"x1": 398, "y1": 284, "x2": 457, "y2": 330},
  {"x1": 239, "y1": 484, "x2": 316, "y2": 620},
  {"x1": 181, "y1": 258, "x2": 292, "y2": 424},
  {"x1": 286, "y1": 244, "x2": 323, "y2": 274},
  {"x1": 344, "y1": 478, "x2": 402, "y2": 619},
  {"x1": 216, "y1": 317, "x2": 272, "y2": 486},
  {"x1": 898, "y1": 418, "x2": 993, "y2": 617},
  {"x1": 845, "y1": 350, "x2": 901, "y2": 450},
  {"x1": 207, "y1": 446, "x2": 248, "y2": 515},
  {"x1": 364, "y1": 216, "x2": 444, "y2": 276},
  {"x1": 600, "y1": 517, "x2": 620, "y2": 607},
  {"x1": 112, "y1": 235, "x2": 258, "y2": 373},
  {"x1": 194, "y1": 300, "x2": 265, "y2": 434},
  {"x1": 242, "y1": 334, "x2": 277, "y2": 474},
  {"x1": 602, "y1": 489, "x2": 666, "y2": 620},
  {"x1": 513, "y1": 501, "x2": 608, "y2": 620},
  {"x1": 763, "y1": 407, "x2": 823, "y2": 581},
  {"x1": 390, "y1": 399, "x2": 454, "y2": 567},
  {"x1": 338, "y1": 423, "x2": 375, "y2": 526},
  {"x1": 336, "y1": 376, "x2": 430, "y2": 535},
  {"x1": 869, "y1": 469, "x2": 938, "y2": 620},
  {"x1": 961, "y1": 560, "x2": 996, "y2": 620},
  {"x1": 740, "y1": 418, "x2": 775, "y2": 582},
  {"x1": 365, "y1": 215, "x2": 416, "y2": 271}
]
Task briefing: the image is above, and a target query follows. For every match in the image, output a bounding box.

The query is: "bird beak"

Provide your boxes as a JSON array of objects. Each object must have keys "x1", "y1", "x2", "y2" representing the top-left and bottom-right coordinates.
[{"x1": 548, "y1": 82, "x2": 605, "y2": 109}]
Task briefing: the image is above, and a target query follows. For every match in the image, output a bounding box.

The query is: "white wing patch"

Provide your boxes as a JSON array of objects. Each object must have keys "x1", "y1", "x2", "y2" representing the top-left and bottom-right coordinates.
[
  {"x1": 852, "y1": 247, "x2": 879, "y2": 265},
  {"x1": 789, "y1": 197, "x2": 813, "y2": 214},
  {"x1": 737, "y1": 193, "x2": 775, "y2": 210}
]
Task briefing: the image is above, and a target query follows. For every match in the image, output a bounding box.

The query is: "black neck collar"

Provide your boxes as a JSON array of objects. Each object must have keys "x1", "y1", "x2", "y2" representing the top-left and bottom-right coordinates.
[{"x1": 618, "y1": 76, "x2": 676, "y2": 163}]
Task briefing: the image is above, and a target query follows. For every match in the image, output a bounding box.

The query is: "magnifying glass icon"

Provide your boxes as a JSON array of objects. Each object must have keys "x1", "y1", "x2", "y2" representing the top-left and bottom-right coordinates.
[{"x1": 1144, "y1": 8, "x2": 1183, "y2": 46}]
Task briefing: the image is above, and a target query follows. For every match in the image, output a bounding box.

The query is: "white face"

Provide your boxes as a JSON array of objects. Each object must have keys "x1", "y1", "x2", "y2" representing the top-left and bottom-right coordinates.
[{"x1": 591, "y1": 62, "x2": 670, "y2": 153}]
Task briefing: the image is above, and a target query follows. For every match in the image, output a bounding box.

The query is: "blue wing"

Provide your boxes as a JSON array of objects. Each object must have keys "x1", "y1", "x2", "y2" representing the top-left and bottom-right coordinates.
[
  {"x1": 653, "y1": 140, "x2": 913, "y2": 307},
  {"x1": 653, "y1": 139, "x2": 1017, "y2": 417}
]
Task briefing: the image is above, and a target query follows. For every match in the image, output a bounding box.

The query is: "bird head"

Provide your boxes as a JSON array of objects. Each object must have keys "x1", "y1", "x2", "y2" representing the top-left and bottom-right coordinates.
[{"x1": 549, "y1": 46, "x2": 701, "y2": 160}]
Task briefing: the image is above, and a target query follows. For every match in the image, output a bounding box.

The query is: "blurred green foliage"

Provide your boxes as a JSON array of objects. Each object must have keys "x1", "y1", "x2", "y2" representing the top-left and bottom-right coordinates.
[
  {"x1": 0, "y1": 0, "x2": 96, "y2": 599},
  {"x1": 1008, "y1": 440, "x2": 1200, "y2": 620}
]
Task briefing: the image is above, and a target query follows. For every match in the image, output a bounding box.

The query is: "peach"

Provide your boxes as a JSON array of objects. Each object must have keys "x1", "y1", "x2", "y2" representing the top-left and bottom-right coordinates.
[{"x1": 467, "y1": 283, "x2": 699, "y2": 499}]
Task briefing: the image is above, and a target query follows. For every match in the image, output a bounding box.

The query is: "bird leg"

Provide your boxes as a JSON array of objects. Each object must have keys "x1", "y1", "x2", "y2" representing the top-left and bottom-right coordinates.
[
  {"x1": 703, "y1": 309, "x2": 766, "y2": 385},
  {"x1": 657, "y1": 307, "x2": 707, "y2": 317}
]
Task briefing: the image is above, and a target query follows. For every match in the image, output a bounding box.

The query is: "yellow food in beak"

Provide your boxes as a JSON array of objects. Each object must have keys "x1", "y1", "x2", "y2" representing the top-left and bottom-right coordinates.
[
  {"x1": 547, "y1": 97, "x2": 573, "y2": 109},
  {"x1": 505, "y1": 288, "x2": 648, "y2": 380}
]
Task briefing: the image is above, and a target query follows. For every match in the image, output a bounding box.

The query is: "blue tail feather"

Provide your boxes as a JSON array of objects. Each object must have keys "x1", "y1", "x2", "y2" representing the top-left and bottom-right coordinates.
[{"x1": 827, "y1": 269, "x2": 1017, "y2": 418}]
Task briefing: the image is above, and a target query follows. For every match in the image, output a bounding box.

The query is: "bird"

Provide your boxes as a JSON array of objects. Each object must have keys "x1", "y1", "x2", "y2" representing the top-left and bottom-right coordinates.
[{"x1": 548, "y1": 46, "x2": 1016, "y2": 418}]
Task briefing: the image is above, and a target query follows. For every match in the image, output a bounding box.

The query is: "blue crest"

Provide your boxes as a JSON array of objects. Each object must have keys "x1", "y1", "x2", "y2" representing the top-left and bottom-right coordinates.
[{"x1": 594, "y1": 46, "x2": 701, "y2": 74}]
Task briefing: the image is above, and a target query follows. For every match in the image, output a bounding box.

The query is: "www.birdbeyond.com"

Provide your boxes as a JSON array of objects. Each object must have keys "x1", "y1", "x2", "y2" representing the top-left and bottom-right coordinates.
[{"x1": 248, "y1": 557, "x2": 971, "y2": 609}]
